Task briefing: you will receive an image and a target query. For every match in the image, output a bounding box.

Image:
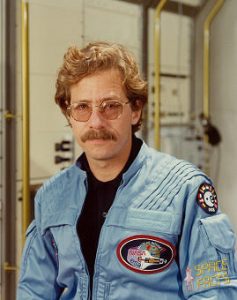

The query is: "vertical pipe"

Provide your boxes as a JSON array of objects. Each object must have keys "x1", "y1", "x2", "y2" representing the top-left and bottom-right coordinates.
[
  {"x1": 21, "y1": 1, "x2": 30, "y2": 241},
  {"x1": 2, "y1": 0, "x2": 17, "y2": 298},
  {"x1": 154, "y1": 0, "x2": 167, "y2": 150},
  {"x1": 141, "y1": 4, "x2": 149, "y2": 141},
  {"x1": 203, "y1": 0, "x2": 225, "y2": 120}
]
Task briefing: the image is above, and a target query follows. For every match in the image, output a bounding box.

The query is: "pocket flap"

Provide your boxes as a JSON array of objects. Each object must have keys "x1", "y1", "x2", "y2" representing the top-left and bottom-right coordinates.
[
  {"x1": 40, "y1": 209, "x2": 77, "y2": 235},
  {"x1": 125, "y1": 208, "x2": 181, "y2": 235},
  {"x1": 200, "y1": 214, "x2": 236, "y2": 252}
]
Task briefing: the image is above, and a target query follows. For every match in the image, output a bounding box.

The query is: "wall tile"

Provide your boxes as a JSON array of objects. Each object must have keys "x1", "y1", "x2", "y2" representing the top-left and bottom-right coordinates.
[{"x1": 29, "y1": 2, "x2": 83, "y2": 75}]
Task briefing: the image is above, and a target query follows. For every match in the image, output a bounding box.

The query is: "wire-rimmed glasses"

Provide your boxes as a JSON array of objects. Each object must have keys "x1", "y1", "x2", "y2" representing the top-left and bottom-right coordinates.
[{"x1": 67, "y1": 99, "x2": 130, "y2": 122}]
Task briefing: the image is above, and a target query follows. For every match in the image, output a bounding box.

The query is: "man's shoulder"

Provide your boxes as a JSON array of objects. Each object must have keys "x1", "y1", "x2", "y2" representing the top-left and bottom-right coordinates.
[
  {"x1": 145, "y1": 145, "x2": 208, "y2": 184},
  {"x1": 39, "y1": 165, "x2": 74, "y2": 191},
  {"x1": 35, "y1": 163, "x2": 84, "y2": 205},
  {"x1": 33, "y1": 164, "x2": 85, "y2": 233},
  {"x1": 146, "y1": 145, "x2": 190, "y2": 168}
]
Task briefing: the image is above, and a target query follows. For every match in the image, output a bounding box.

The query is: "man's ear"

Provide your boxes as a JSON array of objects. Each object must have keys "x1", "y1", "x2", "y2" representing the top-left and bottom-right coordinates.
[{"x1": 131, "y1": 100, "x2": 143, "y2": 125}]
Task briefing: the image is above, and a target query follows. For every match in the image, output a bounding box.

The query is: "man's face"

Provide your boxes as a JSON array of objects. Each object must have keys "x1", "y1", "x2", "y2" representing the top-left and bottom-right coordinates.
[{"x1": 69, "y1": 69, "x2": 141, "y2": 163}]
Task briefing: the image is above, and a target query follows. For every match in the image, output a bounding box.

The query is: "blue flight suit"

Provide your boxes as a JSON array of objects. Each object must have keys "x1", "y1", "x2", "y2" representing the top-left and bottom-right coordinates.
[{"x1": 17, "y1": 142, "x2": 237, "y2": 299}]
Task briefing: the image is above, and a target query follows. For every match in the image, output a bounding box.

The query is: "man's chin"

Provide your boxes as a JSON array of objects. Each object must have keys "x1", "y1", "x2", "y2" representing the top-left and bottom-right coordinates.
[
  {"x1": 86, "y1": 153, "x2": 114, "y2": 162},
  {"x1": 84, "y1": 138, "x2": 113, "y2": 145}
]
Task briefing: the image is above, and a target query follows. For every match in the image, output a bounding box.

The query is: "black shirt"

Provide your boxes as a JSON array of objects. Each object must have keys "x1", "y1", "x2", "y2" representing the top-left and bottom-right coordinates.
[{"x1": 76, "y1": 136, "x2": 142, "y2": 281}]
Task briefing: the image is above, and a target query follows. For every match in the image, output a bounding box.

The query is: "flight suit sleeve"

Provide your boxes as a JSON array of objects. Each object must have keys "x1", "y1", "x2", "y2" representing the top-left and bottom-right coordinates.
[
  {"x1": 17, "y1": 220, "x2": 62, "y2": 299},
  {"x1": 178, "y1": 177, "x2": 237, "y2": 299}
]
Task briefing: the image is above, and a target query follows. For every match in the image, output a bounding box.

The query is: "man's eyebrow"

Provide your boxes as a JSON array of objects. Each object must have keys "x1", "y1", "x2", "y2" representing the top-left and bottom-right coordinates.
[
  {"x1": 100, "y1": 95, "x2": 121, "y2": 101},
  {"x1": 71, "y1": 95, "x2": 122, "y2": 104}
]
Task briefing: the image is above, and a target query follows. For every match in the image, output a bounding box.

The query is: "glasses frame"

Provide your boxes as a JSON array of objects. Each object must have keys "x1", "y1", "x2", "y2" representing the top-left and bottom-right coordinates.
[{"x1": 66, "y1": 99, "x2": 130, "y2": 122}]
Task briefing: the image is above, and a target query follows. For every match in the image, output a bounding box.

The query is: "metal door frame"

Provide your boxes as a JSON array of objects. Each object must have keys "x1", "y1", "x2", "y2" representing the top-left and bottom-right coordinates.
[
  {"x1": 0, "y1": 0, "x2": 6, "y2": 297},
  {"x1": 1, "y1": 0, "x2": 17, "y2": 299}
]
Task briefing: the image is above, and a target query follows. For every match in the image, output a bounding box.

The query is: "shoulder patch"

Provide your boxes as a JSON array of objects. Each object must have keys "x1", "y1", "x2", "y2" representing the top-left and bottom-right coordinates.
[
  {"x1": 197, "y1": 183, "x2": 218, "y2": 214},
  {"x1": 117, "y1": 235, "x2": 176, "y2": 274}
]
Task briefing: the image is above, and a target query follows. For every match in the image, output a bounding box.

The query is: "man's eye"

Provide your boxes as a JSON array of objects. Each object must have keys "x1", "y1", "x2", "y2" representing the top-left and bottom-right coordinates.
[
  {"x1": 104, "y1": 102, "x2": 120, "y2": 110},
  {"x1": 75, "y1": 103, "x2": 90, "y2": 111}
]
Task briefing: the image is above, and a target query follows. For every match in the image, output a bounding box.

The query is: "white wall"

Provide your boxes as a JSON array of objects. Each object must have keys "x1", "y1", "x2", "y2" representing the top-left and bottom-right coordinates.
[{"x1": 194, "y1": 0, "x2": 237, "y2": 232}]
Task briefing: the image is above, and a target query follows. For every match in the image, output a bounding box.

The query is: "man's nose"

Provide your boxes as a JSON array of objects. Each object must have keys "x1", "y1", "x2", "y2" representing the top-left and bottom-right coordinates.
[{"x1": 88, "y1": 108, "x2": 105, "y2": 128}]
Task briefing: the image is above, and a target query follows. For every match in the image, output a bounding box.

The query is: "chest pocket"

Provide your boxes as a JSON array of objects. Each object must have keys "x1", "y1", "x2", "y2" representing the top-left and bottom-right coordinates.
[
  {"x1": 100, "y1": 207, "x2": 181, "y2": 298},
  {"x1": 125, "y1": 208, "x2": 182, "y2": 236}
]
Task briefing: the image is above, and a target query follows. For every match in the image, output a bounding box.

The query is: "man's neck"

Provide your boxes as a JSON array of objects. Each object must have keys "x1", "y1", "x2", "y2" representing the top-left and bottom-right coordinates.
[
  {"x1": 87, "y1": 160, "x2": 125, "y2": 182},
  {"x1": 86, "y1": 148, "x2": 131, "y2": 182}
]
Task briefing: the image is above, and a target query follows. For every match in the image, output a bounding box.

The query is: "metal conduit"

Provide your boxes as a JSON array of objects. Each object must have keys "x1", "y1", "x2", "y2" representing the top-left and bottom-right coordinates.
[
  {"x1": 203, "y1": 0, "x2": 225, "y2": 120},
  {"x1": 154, "y1": 0, "x2": 167, "y2": 150},
  {"x1": 21, "y1": 0, "x2": 30, "y2": 242}
]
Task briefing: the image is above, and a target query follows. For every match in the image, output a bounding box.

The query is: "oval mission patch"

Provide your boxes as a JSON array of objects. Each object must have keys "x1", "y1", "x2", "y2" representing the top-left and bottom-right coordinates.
[{"x1": 116, "y1": 235, "x2": 176, "y2": 274}]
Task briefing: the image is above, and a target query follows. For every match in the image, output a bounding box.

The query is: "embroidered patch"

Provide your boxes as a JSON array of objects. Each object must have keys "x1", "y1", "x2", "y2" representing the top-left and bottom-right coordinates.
[
  {"x1": 184, "y1": 259, "x2": 230, "y2": 292},
  {"x1": 116, "y1": 235, "x2": 176, "y2": 274},
  {"x1": 197, "y1": 183, "x2": 218, "y2": 214}
]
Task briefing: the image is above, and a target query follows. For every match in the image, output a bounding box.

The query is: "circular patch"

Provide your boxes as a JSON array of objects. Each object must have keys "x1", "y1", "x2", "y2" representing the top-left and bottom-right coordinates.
[
  {"x1": 116, "y1": 235, "x2": 176, "y2": 274},
  {"x1": 197, "y1": 183, "x2": 218, "y2": 214}
]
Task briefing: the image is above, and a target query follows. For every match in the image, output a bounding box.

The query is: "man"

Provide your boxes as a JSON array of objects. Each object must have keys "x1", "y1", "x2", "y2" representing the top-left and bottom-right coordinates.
[{"x1": 17, "y1": 41, "x2": 237, "y2": 299}]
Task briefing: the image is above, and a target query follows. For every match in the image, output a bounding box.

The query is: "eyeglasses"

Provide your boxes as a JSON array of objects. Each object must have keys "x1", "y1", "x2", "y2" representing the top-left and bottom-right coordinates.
[{"x1": 67, "y1": 99, "x2": 130, "y2": 122}]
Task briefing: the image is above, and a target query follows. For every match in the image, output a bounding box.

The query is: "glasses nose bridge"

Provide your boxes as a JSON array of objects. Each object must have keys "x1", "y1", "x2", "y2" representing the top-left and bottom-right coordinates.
[
  {"x1": 87, "y1": 103, "x2": 105, "y2": 122},
  {"x1": 88, "y1": 102, "x2": 103, "y2": 113},
  {"x1": 94, "y1": 102, "x2": 105, "y2": 112}
]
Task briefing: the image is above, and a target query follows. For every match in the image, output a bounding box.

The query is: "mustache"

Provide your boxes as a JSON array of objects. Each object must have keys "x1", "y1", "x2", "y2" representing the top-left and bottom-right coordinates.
[{"x1": 81, "y1": 129, "x2": 117, "y2": 142}]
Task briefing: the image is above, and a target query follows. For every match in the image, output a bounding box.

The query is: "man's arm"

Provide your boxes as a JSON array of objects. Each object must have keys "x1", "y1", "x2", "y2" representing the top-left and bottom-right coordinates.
[
  {"x1": 179, "y1": 178, "x2": 237, "y2": 299},
  {"x1": 17, "y1": 220, "x2": 63, "y2": 299}
]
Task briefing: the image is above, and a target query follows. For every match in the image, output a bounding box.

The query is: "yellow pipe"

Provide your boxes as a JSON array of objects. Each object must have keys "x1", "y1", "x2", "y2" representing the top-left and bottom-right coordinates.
[
  {"x1": 154, "y1": 0, "x2": 167, "y2": 150},
  {"x1": 21, "y1": 1, "x2": 31, "y2": 242},
  {"x1": 203, "y1": 0, "x2": 225, "y2": 119}
]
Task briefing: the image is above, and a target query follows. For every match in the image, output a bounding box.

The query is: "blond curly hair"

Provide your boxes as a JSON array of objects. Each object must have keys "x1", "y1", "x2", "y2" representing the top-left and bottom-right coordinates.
[{"x1": 55, "y1": 41, "x2": 147, "y2": 132}]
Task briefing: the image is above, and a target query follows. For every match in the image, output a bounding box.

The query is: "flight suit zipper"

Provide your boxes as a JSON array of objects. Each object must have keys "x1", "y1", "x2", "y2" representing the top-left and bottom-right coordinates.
[{"x1": 92, "y1": 182, "x2": 124, "y2": 299}]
